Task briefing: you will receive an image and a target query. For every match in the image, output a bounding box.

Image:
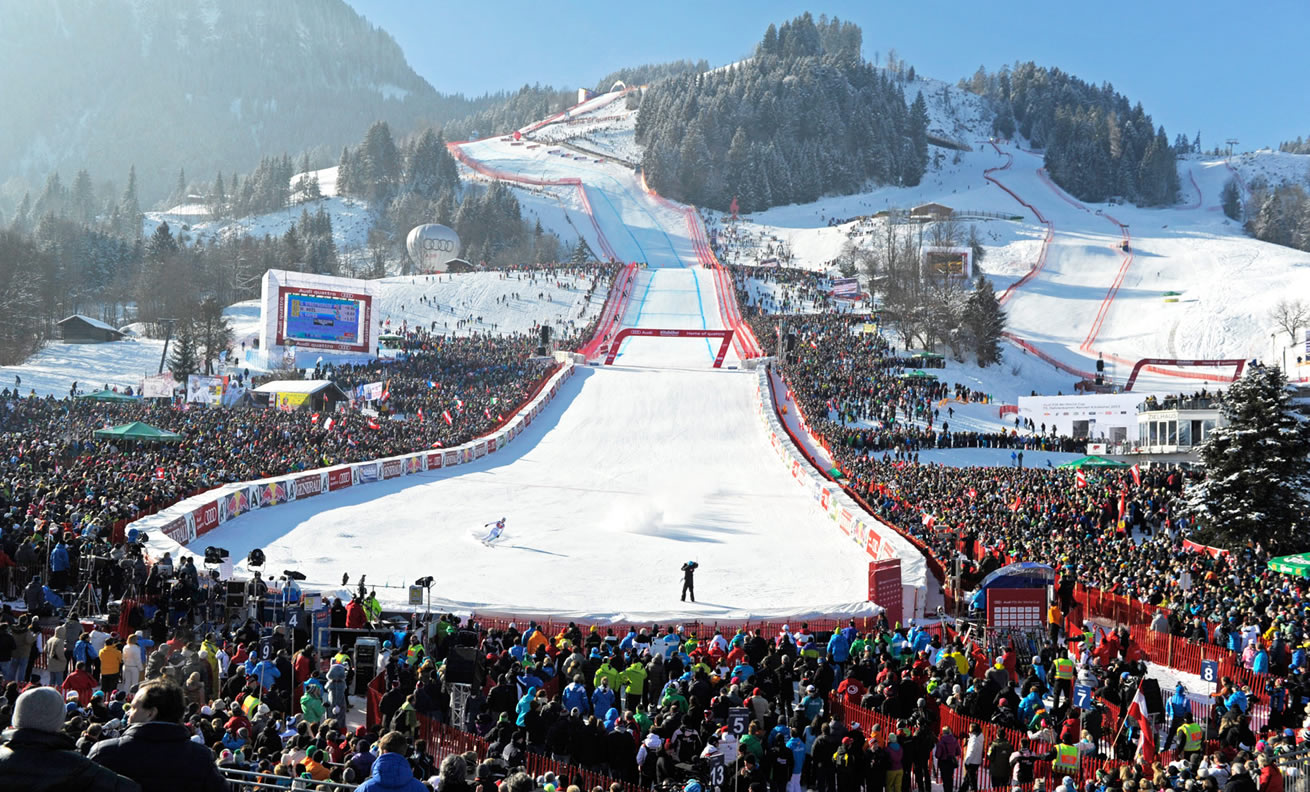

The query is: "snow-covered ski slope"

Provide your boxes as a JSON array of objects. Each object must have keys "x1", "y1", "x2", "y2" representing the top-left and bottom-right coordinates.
[
  {"x1": 202, "y1": 364, "x2": 878, "y2": 620},
  {"x1": 721, "y1": 137, "x2": 1310, "y2": 388},
  {"x1": 180, "y1": 94, "x2": 894, "y2": 620}
]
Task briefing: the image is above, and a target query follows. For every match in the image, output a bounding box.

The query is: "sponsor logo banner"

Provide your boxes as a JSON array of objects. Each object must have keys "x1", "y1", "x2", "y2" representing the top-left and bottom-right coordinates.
[
  {"x1": 294, "y1": 475, "x2": 323, "y2": 499},
  {"x1": 162, "y1": 516, "x2": 194, "y2": 546},
  {"x1": 444, "y1": 451, "x2": 458, "y2": 467},
  {"x1": 427, "y1": 453, "x2": 443, "y2": 469},
  {"x1": 405, "y1": 456, "x2": 421, "y2": 474},
  {"x1": 192, "y1": 501, "x2": 219, "y2": 539},
  {"x1": 487, "y1": 437, "x2": 497, "y2": 453},
  {"x1": 327, "y1": 468, "x2": 352, "y2": 491},
  {"x1": 381, "y1": 459, "x2": 404, "y2": 479},
  {"x1": 353, "y1": 463, "x2": 379, "y2": 485}
]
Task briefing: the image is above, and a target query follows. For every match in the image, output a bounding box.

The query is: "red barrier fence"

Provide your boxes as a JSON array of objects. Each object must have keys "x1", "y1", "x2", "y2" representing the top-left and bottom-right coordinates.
[
  {"x1": 1074, "y1": 585, "x2": 1268, "y2": 698},
  {"x1": 829, "y1": 695, "x2": 1137, "y2": 789}
]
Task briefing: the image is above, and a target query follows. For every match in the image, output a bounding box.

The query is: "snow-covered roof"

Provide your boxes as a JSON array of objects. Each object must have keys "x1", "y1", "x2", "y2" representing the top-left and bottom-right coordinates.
[
  {"x1": 58, "y1": 314, "x2": 122, "y2": 334},
  {"x1": 252, "y1": 379, "x2": 339, "y2": 395}
]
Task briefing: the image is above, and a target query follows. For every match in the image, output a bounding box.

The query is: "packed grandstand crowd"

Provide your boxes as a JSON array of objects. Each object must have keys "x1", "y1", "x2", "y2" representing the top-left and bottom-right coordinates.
[{"x1": 0, "y1": 261, "x2": 1308, "y2": 792}]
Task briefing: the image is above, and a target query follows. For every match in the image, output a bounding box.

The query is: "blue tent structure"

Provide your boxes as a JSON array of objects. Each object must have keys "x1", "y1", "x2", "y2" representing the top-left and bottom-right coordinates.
[{"x1": 968, "y1": 562, "x2": 1055, "y2": 610}]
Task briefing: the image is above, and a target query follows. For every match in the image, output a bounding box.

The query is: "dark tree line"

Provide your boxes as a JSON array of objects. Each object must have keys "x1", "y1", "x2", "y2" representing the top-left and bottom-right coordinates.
[
  {"x1": 1244, "y1": 181, "x2": 1310, "y2": 252},
  {"x1": 636, "y1": 13, "x2": 928, "y2": 213},
  {"x1": 593, "y1": 60, "x2": 708, "y2": 93},
  {"x1": 964, "y1": 63, "x2": 1181, "y2": 206}
]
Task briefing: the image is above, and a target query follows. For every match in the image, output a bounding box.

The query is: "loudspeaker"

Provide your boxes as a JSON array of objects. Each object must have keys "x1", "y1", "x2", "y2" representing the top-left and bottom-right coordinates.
[
  {"x1": 455, "y1": 629, "x2": 479, "y2": 648},
  {"x1": 1140, "y1": 678, "x2": 1164, "y2": 715},
  {"x1": 226, "y1": 581, "x2": 246, "y2": 608},
  {"x1": 446, "y1": 645, "x2": 480, "y2": 685}
]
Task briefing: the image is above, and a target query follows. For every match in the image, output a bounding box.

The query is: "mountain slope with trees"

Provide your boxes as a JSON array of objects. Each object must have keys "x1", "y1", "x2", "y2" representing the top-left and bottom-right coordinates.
[{"x1": 636, "y1": 13, "x2": 928, "y2": 213}]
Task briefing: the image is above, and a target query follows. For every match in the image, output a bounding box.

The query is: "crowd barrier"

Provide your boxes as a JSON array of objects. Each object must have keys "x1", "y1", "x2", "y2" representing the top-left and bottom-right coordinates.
[
  {"x1": 577, "y1": 263, "x2": 637, "y2": 360},
  {"x1": 754, "y1": 366, "x2": 934, "y2": 620},
  {"x1": 764, "y1": 366, "x2": 948, "y2": 587},
  {"x1": 368, "y1": 672, "x2": 646, "y2": 792},
  {"x1": 829, "y1": 695, "x2": 1136, "y2": 789},
  {"x1": 135, "y1": 361, "x2": 578, "y2": 562},
  {"x1": 1072, "y1": 584, "x2": 1269, "y2": 698}
]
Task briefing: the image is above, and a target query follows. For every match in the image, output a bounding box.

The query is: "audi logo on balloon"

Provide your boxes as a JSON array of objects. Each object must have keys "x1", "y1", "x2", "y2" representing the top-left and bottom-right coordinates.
[{"x1": 405, "y1": 224, "x2": 461, "y2": 273}]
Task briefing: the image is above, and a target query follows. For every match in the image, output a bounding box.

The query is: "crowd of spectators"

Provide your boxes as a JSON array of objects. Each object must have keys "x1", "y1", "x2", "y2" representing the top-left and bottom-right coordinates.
[{"x1": 729, "y1": 283, "x2": 1310, "y2": 670}]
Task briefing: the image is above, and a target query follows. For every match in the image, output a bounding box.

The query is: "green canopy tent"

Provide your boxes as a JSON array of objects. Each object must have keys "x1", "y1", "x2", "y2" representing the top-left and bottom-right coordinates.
[
  {"x1": 1268, "y1": 554, "x2": 1310, "y2": 578},
  {"x1": 79, "y1": 389, "x2": 139, "y2": 403},
  {"x1": 92, "y1": 421, "x2": 183, "y2": 443},
  {"x1": 899, "y1": 369, "x2": 938, "y2": 381},
  {"x1": 1056, "y1": 455, "x2": 1130, "y2": 469}
]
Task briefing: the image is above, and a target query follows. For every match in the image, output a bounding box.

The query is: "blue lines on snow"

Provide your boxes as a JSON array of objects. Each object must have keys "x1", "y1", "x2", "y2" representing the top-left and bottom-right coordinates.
[
  {"x1": 615, "y1": 271, "x2": 659, "y2": 359},
  {"x1": 592, "y1": 187, "x2": 647, "y2": 264},
  {"x1": 689, "y1": 269, "x2": 714, "y2": 359}
]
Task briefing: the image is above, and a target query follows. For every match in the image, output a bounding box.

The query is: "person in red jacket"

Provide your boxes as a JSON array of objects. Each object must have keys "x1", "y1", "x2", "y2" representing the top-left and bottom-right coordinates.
[
  {"x1": 60, "y1": 661, "x2": 97, "y2": 705},
  {"x1": 345, "y1": 596, "x2": 367, "y2": 630},
  {"x1": 836, "y1": 672, "x2": 864, "y2": 704}
]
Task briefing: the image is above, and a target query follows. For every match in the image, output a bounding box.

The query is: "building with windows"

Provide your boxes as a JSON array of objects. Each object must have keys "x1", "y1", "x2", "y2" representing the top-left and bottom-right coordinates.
[{"x1": 1135, "y1": 394, "x2": 1225, "y2": 454}]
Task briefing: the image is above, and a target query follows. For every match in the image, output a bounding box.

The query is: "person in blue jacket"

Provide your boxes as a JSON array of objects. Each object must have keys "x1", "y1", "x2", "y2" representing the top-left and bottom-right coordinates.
[
  {"x1": 1251, "y1": 646, "x2": 1270, "y2": 674},
  {"x1": 1166, "y1": 683, "x2": 1191, "y2": 735},
  {"x1": 50, "y1": 539, "x2": 71, "y2": 589},
  {"x1": 245, "y1": 656, "x2": 281, "y2": 691},
  {"x1": 1224, "y1": 686, "x2": 1249, "y2": 714},
  {"x1": 562, "y1": 675, "x2": 589, "y2": 714},
  {"x1": 786, "y1": 728, "x2": 807, "y2": 791},
  {"x1": 827, "y1": 630, "x2": 850, "y2": 668},
  {"x1": 592, "y1": 678, "x2": 616, "y2": 716},
  {"x1": 357, "y1": 731, "x2": 427, "y2": 792},
  {"x1": 515, "y1": 686, "x2": 537, "y2": 727}
]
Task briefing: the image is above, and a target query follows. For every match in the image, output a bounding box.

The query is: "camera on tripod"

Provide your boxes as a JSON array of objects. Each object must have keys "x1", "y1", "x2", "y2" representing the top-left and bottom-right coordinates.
[{"x1": 204, "y1": 546, "x2": 230, "y2": 565}]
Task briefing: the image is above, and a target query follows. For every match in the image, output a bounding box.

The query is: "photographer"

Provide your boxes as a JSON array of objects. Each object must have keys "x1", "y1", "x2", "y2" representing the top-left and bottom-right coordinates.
[{"x1": 681, "y1": 561, "x2": 698, "y2": 603}]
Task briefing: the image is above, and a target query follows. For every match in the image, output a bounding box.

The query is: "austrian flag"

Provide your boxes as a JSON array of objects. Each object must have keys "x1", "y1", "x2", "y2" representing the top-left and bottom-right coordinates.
[
  {"x1": 442, "y1": 410, "x2": 453, "y2": 425},
  {"x1": 1075, "y1": 470, "x2": 1087, "y2": 489},
  {"x1": 323, "y1": 417, "x2": 335, "y2": 431}
]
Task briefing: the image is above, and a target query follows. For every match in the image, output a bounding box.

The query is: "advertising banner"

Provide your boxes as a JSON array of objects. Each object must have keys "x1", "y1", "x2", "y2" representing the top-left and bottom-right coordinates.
[
  {"x1": 427, "y1": 453, "x2": 443, "y2": 470},
  {"x1": 869, "y1": 559, "x2": 903, "y2": 625},
  {"x1": 487, "y1": 437, "x2": 497, "y2": 453},
  {"x1": 986, "y1": 588, "x2": 1047, "y2": 629},
  {"x1": 444, "y1": 451, "x2": 458, "y2": 467},
  {"x1": 327, "y1": 468, "x2": 353, "y2": 491},
  {"x1": 294, "y1": 474, "x2": 324, "y2": 499},
  {"x1": 276, "y1": 392, "x2": 309, "y2": 411},
  {"x1": 352, "y1": 463, "x2": 379, "y2": 485},
  {"x1": 162, "y1": 516, "x2": 195, "y2": 546},
  {"x1": 142, "y1": 374, "x2": 177, "y2": 398},
  {"x1": 186, "y1": 374, "x2": 225, "y2": 405},
  {"x1": 381, "y1": 459, "x2": 404, "y2": 479},
  {"x1": 473, "y1": 442, "x2": 486, "y2": 459},
  {"x1": 405, "y1": 456, "x2": 421, "y2": 474},
  {"x1": 361, "y1": 382, "x2": 384, "y2": 401},
  {"x1": 191, "y1": 502, "x2": 220, "y2": 540}
]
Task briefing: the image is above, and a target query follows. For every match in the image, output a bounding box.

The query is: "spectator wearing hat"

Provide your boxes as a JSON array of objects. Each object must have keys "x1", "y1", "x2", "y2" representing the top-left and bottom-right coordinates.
[
  {"x1": 88, "y1": 678, "x2": 227, "y2": 792},
  {"x1": 0, "y1": 685, "x2": 141, "y2": 790}
]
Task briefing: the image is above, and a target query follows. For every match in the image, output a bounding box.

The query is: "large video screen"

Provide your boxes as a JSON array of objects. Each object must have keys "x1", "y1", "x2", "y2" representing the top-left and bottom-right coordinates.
[{"x1": 282, "y1": 292, "x2": 363, "y2": 345}]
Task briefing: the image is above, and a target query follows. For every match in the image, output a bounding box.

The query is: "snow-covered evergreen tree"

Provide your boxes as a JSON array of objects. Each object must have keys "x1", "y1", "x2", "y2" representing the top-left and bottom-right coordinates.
[{"x1": 1187, "y1": 365, "x2": 1310, "y2": 552}]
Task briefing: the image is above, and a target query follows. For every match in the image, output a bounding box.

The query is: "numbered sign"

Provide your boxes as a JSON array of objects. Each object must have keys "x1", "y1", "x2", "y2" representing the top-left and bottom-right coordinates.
[
  {"x1": 708, "y1": 753, "x2": 726, "y2": 792},
  {"x1": 259, "y1": 636, "x2": 273, "y2": 661},
  {"x1": 1073, "y1": 684, "x2": 1093, "y2": 709},
  {"x1": 1201, "y1": 660, "x2": 1219, "y2": 687},
  {"x1": 727, "y1": 707, "x2": 750, "y2": 736}
]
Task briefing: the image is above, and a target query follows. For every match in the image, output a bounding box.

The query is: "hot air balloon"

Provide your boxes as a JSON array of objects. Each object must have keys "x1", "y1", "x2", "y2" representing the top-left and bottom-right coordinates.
[{"x1": 405, "y1": 224, "x2": 461, "y2": 273}]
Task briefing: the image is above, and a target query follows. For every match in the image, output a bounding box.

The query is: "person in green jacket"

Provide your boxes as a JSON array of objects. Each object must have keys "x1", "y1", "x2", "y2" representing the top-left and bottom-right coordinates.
[
  {"x1": 300, "y1": 682, "x2": 325, "y2": 724},
  {"x1": 594, "y1": 659, "x2": 620, "y2": 692},
  {"x1": 620, "y1": 661, "x2": 648, "y2": 710},
  {"x1": 739, "y1": 722, "x2": 765, "y2": 763},
  {"x1": 659, "y1": 683, "x2": 687, "y2": 713},
  {"x1": 363, "y1": 591, "x2": 382, "y2": 623},
  {"x1": 632, "y1": 705, "x2": 652, "y2": 737}
]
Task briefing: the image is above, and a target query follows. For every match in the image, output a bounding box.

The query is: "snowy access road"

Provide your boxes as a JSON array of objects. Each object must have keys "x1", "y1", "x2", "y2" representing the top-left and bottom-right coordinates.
[{"x1": 197, "y1": 364, "x2": 876, "y2": 620}]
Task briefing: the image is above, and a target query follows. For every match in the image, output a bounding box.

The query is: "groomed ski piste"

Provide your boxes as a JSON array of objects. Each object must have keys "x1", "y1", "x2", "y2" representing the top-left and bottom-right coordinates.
[{"x1": 143, "y1": 91, "x2": 921, "y2": 624}]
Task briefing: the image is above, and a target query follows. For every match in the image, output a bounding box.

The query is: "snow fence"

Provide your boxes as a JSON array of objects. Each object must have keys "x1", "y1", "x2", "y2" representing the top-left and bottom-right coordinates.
[
  {"x1": 753, "y1": 367, "x2": 931, "y2": 620},
  {"x1": 135, "y1": 361, "x2": 577, "y2": 561}
]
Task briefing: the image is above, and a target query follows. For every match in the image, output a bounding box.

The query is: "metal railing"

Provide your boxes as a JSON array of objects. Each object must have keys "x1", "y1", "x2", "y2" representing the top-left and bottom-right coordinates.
[{"x1": 221, "y1": 767, "x2": 359, "y2": 791}]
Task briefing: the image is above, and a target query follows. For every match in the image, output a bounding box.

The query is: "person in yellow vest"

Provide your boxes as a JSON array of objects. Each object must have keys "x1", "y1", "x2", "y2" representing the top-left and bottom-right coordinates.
[
  {"x1": 242, "y1": 690, "x2": 262, "y2": 718},
  {"x1": 1051, "y1": 740, "x2": 1080, "y2": 779},
  {"x1": 1173, "y1": 713, "x2": 1204, "y2": 760},
  {"x1": 363, "y1": 590, "x2": 382, "y2": 623},
  {"x1": 1051, "y1": 652, "x2": 1076, "y2": 710}
]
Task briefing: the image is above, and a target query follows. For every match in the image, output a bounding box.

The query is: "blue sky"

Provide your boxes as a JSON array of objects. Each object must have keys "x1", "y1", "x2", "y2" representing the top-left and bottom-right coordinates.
[{"x1": 347, "y1": 1, "x2": 1309, "y2": 152}]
